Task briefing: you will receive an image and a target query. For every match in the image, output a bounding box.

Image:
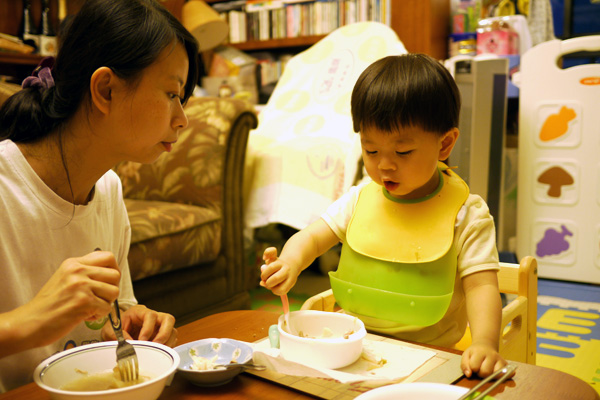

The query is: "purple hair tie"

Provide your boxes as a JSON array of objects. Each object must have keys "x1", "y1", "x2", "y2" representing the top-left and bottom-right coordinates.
[{"x1": 22, "y1": 57, "x2": 55, "y2": 90}]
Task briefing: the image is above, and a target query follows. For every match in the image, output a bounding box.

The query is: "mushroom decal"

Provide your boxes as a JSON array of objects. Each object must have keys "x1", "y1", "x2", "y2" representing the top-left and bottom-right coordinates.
[{"x1": 537, "y1": 166, "x2": 574, "y2": 198}]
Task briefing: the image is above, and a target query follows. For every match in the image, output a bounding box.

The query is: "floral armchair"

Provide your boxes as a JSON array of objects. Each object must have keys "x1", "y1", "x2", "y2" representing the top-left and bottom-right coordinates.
[{"x1": 114, "y1": 96, "x2": 258, "y2": 325}]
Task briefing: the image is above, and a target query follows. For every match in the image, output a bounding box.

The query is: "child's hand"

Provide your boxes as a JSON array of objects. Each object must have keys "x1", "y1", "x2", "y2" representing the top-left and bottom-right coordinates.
[
  {"x1": 260, "y1": 247, "x2": 298, "y2": 296},
  {"x1": 461, "y1": 341, "x2": 509, "y2": 378}
]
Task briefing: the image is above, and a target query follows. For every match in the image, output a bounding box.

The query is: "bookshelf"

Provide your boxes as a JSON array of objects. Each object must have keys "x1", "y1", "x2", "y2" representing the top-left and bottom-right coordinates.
[
  {"x1": 0, "y1": 0, "x2": 183, "y2": 82},
  {"x1": 0, "y1": 0, "x2": 79, "y2": 82},
  {"x1": 232, "y1": 35, "x2": 326, "y2": 51},
  {"x1": 208, "y1": 0, "x2": 450, "y2": 60}
]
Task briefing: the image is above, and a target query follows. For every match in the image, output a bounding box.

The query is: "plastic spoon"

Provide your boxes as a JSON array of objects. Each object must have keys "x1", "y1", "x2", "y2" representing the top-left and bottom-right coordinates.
[
  {"x1": 261, "y1": 252, "x2": 294, "y2": 335},
  {"x1": 281, "y1": 294, "x2": 291, "y2": 333}
]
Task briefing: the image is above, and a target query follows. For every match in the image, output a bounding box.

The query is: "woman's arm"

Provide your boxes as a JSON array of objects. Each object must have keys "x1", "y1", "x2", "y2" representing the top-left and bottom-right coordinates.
[{"x1": 0, "y1": 251, "x2": 120, "y2": 358}]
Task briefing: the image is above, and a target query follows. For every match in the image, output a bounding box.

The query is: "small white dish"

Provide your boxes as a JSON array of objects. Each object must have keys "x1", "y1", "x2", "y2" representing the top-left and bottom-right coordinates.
[
  {"x1": 278, "y1": 310, "x2": 366, "y2": 370},
  {"x1": 174, "y1": 338, "x2": 254, "y2": 387},
  {"x1": 355, "y1": 382, "x2": 472, "y2": 400},
  {"x1": 33, "y1": 340, "x2": 179, "y2": 400}
]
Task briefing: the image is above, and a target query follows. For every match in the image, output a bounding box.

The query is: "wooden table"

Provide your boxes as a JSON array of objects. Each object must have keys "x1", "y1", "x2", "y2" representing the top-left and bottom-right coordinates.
[{"x1": 2, "y1": 310, "x2": 598, "y2": 399}]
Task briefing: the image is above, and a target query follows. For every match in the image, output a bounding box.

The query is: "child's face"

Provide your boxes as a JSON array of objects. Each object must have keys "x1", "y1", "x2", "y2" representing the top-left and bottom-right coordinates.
[
  {"x1": 109, "y1": 42, "x2": 190, "y2": 164},
  {"x1": 360, "y1": 125, "x2": 455, "y2": 200}
]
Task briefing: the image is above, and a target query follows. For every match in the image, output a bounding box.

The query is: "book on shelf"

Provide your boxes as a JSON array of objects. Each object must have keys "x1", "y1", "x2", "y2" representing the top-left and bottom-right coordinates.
[
  {"x1": 214, "y1": 0, "x2": 388, "y2": 44},
  {"x1": 211, "y1": 0, "x2": 246, "y2": 12},
  {"x1": 253, "y1": 51, "x2": 293, "y2": 86},
  {"x1": 204, "y1": 45, "x2": 259, "y2": 103},
  {"x1": 0, "y1": 33, "x2": 35, "y2": 55},
  {"x1": 246, "y1": 0, "x2": 285, "y2": 12}
]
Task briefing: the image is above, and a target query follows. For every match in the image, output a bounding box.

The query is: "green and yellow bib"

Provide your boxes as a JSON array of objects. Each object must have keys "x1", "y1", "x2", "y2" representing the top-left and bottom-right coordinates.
[{"x1": 329, "y1": 162, "x2": 469, "y2": 327}]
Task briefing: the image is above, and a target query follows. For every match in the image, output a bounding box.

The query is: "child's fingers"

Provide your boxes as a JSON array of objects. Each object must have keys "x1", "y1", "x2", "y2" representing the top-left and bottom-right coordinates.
[
  {"x1": 259, "y1": 263, "x2": 279, "y2": 288},
  {"x1": 261, "y1": 265, "x2": 289, "y2": 289},
  {"x1": 460, "y1": 351, "x2": 473, "y2": 378},
  {"x1": 461, "y1": 348, "x2": 484, "y2": 377},
  {"x1": 476, "y1": 356, "x2": 497, "y2": 378},
  {"x1": 493, "y1": 359, "x2": 513, "y2": 379},
  {"x1": 263, "y1": 247, "x2": 278, "y2": 263},
  {"x1": 260, "y1": 262, "x2": 275, "y2": 280},
  {"x1": 262, "y1": 271, "x2": 286, "y2": 288}
]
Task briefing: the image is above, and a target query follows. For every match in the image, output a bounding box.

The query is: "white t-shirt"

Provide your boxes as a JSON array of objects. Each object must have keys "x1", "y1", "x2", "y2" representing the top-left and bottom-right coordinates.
[
  {"x1": 0, "y1": 140, "x2": 137, "y2": 392},
  {"x1": 322, "y1": 181, "x2": 500, "y2": 347}
]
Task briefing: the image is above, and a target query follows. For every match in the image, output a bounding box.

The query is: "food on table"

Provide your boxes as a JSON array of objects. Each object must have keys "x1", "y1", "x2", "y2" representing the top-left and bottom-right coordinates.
[
  {"x1": 189, "y1": 346, "x2": 243, "y2": 370},
  {"x1": 60, "y1": 367, "x2": 150, "y2": 391},
  {"x1": 361, "y1": 342, "x2": 387, "y2": 370},
  {"x1": 297, "y1": 327, "x2": 356, "y2": 339},
  {"x1": 190, "y1": 355, "x2": 221, "y2": 370}
]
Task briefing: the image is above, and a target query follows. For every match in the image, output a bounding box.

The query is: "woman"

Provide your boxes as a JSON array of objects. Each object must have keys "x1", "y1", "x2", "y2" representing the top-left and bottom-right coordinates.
[{"x1": 0, "y1": 0, "x2": 198, "y2": 392}]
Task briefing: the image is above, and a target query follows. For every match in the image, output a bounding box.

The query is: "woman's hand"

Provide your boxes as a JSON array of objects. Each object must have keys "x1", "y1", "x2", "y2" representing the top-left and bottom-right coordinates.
[
  {"x1": 0, "y1": 251, "x2": 121, "y2": 357},
  {"x1": 101, "y1": 305, "x2": 178, "y2": 347}
]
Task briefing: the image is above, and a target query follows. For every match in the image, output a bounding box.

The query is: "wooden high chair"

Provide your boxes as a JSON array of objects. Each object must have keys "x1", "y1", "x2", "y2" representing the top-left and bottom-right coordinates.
[{"x1": 301, "y1": 256, "x2": 538, "y2": 365}]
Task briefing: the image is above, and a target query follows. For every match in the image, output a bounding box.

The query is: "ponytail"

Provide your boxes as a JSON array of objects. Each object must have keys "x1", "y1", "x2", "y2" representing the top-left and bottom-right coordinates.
[
  {"x1": 0, "y1": 57, "x2": 59, "y2": 142},
  {"x1": 1, "y1": 0, "x2": 198, "y2": 144}
]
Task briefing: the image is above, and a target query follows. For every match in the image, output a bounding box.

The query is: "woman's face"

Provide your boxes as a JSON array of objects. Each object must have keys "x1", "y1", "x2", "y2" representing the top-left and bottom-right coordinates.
[{"x1": 110, "y1": 42, "x2": 190, "y2": 164}]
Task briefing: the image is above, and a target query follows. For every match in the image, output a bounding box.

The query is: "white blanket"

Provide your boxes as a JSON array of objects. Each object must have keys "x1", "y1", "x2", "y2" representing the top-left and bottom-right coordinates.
[{"x1": 244, "y1": 22, "x2": 407, "y2": 231}]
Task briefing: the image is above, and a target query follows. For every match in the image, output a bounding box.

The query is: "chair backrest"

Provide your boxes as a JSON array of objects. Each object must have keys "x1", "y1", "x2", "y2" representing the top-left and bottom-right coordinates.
[
  {"x1": 301, "y1": 255, "x2": 538, "y2": 365},
  {"x1": 497, "y1": 255, "x2": 538, "y2": 364}
]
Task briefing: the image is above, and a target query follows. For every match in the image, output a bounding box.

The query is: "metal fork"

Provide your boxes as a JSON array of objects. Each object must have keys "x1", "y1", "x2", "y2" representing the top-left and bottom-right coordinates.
[{"x1": 108, "y1": 299, "x2": 139, "y2": 382}]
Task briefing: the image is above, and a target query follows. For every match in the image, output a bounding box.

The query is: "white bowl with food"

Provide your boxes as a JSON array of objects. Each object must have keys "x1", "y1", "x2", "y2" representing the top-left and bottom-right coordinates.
[
  {"x1": 33, "y1": 340, "x2": 179, "y2": 400},
  {"x1": 174, "y1": 338, "x2": 255, "y2": 386},
  {"x1": 278, "y1": 310, "x2": 366, "y2": 369}
]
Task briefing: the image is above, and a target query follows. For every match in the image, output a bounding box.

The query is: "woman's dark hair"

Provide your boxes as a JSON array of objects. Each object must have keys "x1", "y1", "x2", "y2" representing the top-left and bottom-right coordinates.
[
  {"x1": 0, "y1": 0, "x2": 199, "y2": 142},
  {"x1": 351, "y1": 53, "x2": 460, "y2": 135}
]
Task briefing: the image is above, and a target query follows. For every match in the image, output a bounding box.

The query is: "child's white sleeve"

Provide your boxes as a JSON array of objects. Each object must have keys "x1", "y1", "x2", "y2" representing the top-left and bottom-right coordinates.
[
  {"x1": 455, "y1": 194, "x2": 500, "y2": 277},
  {"x1": 321, "y1": 182, "x2": 368, "y2": 243}
]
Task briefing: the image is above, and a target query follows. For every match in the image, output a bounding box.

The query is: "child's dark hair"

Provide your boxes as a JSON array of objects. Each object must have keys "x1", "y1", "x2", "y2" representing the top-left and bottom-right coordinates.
[
  {"x1": 351, "y1": 53, "x2": 460, "y2": 135},
  {"x1": 0, "y1": 0, "x2": 199, "y2": 142}
]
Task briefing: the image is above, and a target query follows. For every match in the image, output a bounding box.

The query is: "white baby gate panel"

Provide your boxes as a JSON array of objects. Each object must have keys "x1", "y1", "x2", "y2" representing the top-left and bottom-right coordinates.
[
  {"x1": 447, "y1": 57, "x2": 508, "y2": 239},
  {"x1": 516, "y1": 36, "x2": 600, "y2": 283}
]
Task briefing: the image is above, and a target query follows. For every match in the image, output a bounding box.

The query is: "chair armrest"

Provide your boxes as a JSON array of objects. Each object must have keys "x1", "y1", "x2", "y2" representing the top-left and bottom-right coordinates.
[
  {"x1": 499, "y1": 294, "x2": 538, "y2": 364},
  {"x1": 500, "y1": 296, "x2": 527, "y2": 346},
  {"x1": 301, "y1": 289, "x2": 336, "y2": 312}
]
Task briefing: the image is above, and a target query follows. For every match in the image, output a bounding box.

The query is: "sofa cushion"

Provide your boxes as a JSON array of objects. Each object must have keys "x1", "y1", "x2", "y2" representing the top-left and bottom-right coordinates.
[
  {"x1": 125, "y1": 198, "x2": 221, "y2": 281},
  {"x1": 115, "y1": 98, "x2": 247, "y2": 211}
]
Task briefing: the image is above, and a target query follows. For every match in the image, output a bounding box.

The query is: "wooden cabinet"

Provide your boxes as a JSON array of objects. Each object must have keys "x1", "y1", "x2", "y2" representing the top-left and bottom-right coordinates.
[
  {"x1": 208, "y1": 0, "x2": 450, "y2": 60},
  {"x1": 390, "y1": 0, "x2": 450, "y2": 60}
]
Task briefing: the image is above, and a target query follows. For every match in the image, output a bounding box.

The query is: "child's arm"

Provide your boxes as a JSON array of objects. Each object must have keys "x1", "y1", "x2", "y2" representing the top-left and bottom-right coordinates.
[
  {"x1": 260, "y1": 218, "x2": 339, "y2": 296},
  {"x1": 461, "y1": 269, "x2": 508, "y2": 378}
]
